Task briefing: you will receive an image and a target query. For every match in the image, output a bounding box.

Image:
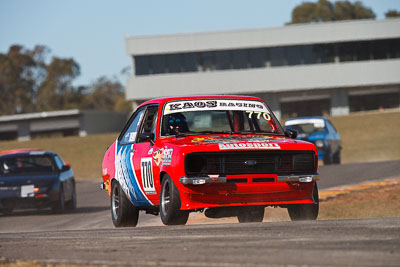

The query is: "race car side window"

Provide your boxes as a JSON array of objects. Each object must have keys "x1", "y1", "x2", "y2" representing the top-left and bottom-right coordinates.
[
  {"x1": 326, "y1": 121, "x2": 336, "y2": 134},
  {"x1": 120, "y1": 108, "x2": 146, "y2": 145},
  {"x1": 54, "y1": 155, "x2": 64, "y2": 170},
  {"x1": 137, "y1": 106, "x2": 158, "y2": 143},
  {"x1": 326, "y1": 120, "x2": 338, "y2": 133}
]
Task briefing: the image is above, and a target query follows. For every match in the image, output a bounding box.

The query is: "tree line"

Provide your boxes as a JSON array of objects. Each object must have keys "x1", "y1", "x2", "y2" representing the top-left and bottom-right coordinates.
[
  {"x1": 290, "y1": 0, "x2": 399, "y2": 24},
  {"x1": 0, "y1": 45, "x2": 131, "y2": 116}
]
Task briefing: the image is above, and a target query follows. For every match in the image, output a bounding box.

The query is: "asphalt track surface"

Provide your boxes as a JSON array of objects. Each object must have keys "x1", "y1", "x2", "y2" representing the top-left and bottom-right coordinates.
[{"x1": 1, "y1": 160, "x2": 400, "y2": 266}]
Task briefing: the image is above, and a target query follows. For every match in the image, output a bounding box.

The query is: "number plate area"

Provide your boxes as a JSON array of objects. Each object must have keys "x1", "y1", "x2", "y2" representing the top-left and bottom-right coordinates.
[
  {"x1": 140, "y1": 157, "x2": 156, "y2": 195},
  {"x1": 21, "y1": 185, "x2": 35, "y2": 198}
]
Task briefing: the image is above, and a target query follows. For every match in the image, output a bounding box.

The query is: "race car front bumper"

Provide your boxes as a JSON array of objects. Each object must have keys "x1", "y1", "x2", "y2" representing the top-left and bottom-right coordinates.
[
  {"x1": 180, "y1": 173, "x2": 319, "y2": 185},
  {"x1": 277, "y1": 173, "x2": 320, "y2": 183}
]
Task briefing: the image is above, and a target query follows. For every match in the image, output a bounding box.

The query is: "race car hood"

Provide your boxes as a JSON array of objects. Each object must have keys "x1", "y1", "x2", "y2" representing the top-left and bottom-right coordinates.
[
  {"x1": 297, "y1": 131, "x2": 327, "y2": 142},
  {"x1": 307, "y1": 131, "x2": 327, "y2": 141},
  {"x1": 161, "y1": 134, "x2": 316, "y2": 153}
]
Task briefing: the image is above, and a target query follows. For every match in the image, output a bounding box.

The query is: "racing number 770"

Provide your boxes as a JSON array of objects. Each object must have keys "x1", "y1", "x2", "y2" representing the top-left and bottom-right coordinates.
[
  {"x1": 245, "y1": 111, "x2": 271, "y2": 121},
  {"x1": 140, "y1": 158, "x2": 155, "y2": 194}
]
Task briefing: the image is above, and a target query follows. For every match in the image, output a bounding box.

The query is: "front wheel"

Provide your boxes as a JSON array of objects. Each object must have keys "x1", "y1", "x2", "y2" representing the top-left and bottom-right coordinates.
[
  {"x1": 333, "y1": 150, "x2": 341, "y2": 164},
  {"x1": 237, "y1": 206, "x2": 265, "y2": 223},
  {"x1": 160, "y1": 174, "x2": 189, "y2": 225},
  {"x1": 65, "y1": 182, "x2": 77, "y2": 210},
  {"x1": 52, "y1": 185, "x2": 65, "y2": 214},
  {"x1": 111, "y1": 180, "x2": 139, "y2": 227},
  {"x1": 287, "y1": 183, "x2": 319, "y2": 221},
  {"x1": 323, "y1": 149, "x2": 332, "y2": 165}
]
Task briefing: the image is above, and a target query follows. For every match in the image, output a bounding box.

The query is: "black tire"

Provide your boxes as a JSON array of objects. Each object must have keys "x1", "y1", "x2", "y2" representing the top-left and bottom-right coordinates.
[
  {"x1": 237, "y1": 206, "x2": 265, "y2": 223},
  {"x1": 111, "y1": 180, "x2": 139, "y2": 227},
  {"x1": 333, "y1": 150, "x2": 341, "y2": 164},
  {"x1": 287, "y1": 183, "x2": 319, "y2": 221},
  {"x1": 52, "y1": 185, "x2": 65, "y2": 214},
  {"x1": 323, "y1": 149, "x2": 332, "y2": 165},
  {"x1": 160, "y1": 174, "x2": 189, "y2": 226},
  {"x1": 65, "y1": 182, "x2": 77, "y2": 210}
]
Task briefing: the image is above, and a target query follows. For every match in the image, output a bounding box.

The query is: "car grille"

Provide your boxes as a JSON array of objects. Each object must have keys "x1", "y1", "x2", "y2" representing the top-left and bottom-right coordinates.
[{"x1": 185, "y1": 151, "x2": 316, "y2": 176}]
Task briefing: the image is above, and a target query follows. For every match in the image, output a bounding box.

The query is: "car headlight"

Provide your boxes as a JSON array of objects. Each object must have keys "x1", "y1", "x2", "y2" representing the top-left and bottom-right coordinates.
[{"x1": 315, "y1": 140, "x2": 324, "y2": 148}]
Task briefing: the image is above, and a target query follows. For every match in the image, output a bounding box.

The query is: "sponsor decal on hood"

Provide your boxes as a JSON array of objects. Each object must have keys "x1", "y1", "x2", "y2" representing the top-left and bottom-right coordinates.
[
  {"x1": 219, "y1": 142, "x2": 281, "y2": 150},
  {"x1": 191, "y1": 135, "x2": 282, "y2": 144}
]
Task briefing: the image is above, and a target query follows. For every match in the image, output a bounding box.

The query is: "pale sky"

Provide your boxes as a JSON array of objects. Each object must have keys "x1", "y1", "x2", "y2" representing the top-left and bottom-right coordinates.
[{"x1": 1, "y1": 0, "x2": 399, "y2": 86}]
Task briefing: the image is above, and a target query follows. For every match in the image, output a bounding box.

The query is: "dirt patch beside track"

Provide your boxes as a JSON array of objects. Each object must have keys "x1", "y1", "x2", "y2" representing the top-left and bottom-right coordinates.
[{"x1": 319, "y1": 178, "x2": 400, "y2": 220}]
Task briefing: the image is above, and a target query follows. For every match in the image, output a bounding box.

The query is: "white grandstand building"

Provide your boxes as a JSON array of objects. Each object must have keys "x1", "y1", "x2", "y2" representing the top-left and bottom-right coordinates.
[{"x1": 124, "y1": 18, "x2": 400, "y2": 119}]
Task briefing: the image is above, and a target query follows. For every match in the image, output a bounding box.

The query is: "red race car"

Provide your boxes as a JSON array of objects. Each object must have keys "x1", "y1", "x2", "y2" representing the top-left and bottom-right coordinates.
[{"x1": 101, "y1": 95, "x2": 319, "y2": 226}]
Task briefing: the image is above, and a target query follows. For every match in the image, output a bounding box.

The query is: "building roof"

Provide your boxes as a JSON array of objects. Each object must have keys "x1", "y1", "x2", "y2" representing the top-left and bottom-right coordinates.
[
  {"x1": 126, "y1": 18, "x2": 400, "y2": 55},
  {"x1": 0, "y1": 110, "x2": 80, "y2": 123}
]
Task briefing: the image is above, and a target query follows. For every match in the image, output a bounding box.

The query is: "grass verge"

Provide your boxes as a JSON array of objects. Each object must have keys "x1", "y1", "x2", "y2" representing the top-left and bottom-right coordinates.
[
  {"x1": 0, "y1": 109, "x2": 399, "y2": 178},
  {"x1": 329, "y1": 109, "x2": 400, "y2": 163},
  {"x1": 0, "y1": 133, "x2": 117, "y2": 179}
]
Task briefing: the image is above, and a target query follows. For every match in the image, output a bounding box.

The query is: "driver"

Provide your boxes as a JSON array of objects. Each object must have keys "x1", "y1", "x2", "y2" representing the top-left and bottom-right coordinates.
[{"x1": 167, "y1": 113, "x2": 189, "y2": 135}]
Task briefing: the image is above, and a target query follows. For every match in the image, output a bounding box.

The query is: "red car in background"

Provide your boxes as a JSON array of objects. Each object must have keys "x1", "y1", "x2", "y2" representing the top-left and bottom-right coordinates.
[{"x1": 101, "y1": 95, "x2": 319, "y2": 227}]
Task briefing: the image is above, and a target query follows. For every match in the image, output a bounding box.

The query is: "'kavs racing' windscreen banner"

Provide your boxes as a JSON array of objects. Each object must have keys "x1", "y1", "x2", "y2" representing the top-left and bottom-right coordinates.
[{"x1": 164, "y1": 99, "x2": 270, "y2": 115}]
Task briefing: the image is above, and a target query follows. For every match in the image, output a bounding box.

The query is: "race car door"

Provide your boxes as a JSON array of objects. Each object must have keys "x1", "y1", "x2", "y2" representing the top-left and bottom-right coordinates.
[
  {"x1": 115, "y1": 107, "x2": 153, "y2": 207},
  {"x1": 131, "y1": 105, "x2": 160, "y2": 204}
]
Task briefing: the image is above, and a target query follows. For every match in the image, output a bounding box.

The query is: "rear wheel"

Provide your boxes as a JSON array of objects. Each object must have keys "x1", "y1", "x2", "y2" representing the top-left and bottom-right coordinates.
[
  {"x1": 237, "y1": 206, "x2": 265, "y2": 223},
  {"x1": 287, "y1": 183, "x2": 319, "y2": 221},
  {"x1": 160, "y1": 174, "x2": 189, "y2": 225},
  {"x1": 111, "y1": 180, "x2": 139, "y2": 227}
]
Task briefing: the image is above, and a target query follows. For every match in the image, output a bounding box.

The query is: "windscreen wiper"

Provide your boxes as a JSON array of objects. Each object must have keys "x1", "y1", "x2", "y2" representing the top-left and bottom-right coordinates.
[
  {"x1": 234, "y1": 130, "x2": 282, "y2": 135},
  {"x1": 195, "y1": 130, "x2": 233, "y2": 135},
  {"x1": 175, "y1": 131, "x2": 199, "y2": 137}
]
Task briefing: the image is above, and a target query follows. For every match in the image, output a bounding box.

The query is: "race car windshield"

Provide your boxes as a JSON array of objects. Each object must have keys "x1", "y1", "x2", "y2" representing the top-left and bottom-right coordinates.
[
  {"x1": 161, "y1": 99, "x2": 283, "y2": 136},
  {"x1": 0, "y1": 155, "x2": 56, "y2": 175},
  {"x1": 285, "y1": 119, "x2": 327, "y2": 134}
]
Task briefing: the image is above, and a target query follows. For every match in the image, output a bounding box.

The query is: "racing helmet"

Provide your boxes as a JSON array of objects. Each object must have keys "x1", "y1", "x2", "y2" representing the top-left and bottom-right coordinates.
[{"x1": 166, "y1": 113, "x2": 189, "y2": 135}]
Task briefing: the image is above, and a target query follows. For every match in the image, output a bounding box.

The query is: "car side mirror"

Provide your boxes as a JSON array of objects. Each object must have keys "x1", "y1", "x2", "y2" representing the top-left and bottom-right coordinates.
[
  {"x1": 61, "y1": 165, "x2": 71, "y2": 171},
  {"x1": 138, "y1": 132, "x2": 155, "y2": 144},
  {"x1": 285, "y1": 129, "x2": 298, "y2": 139}
]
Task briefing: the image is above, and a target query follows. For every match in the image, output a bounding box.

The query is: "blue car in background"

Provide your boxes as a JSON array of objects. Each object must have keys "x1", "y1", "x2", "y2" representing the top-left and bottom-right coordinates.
[
  {"x1": 0, "y1": 149, "x2": 76, "y2": 215},
  {"x1": 284, "y1": 117, "x2": 342, "y2": 165}
]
